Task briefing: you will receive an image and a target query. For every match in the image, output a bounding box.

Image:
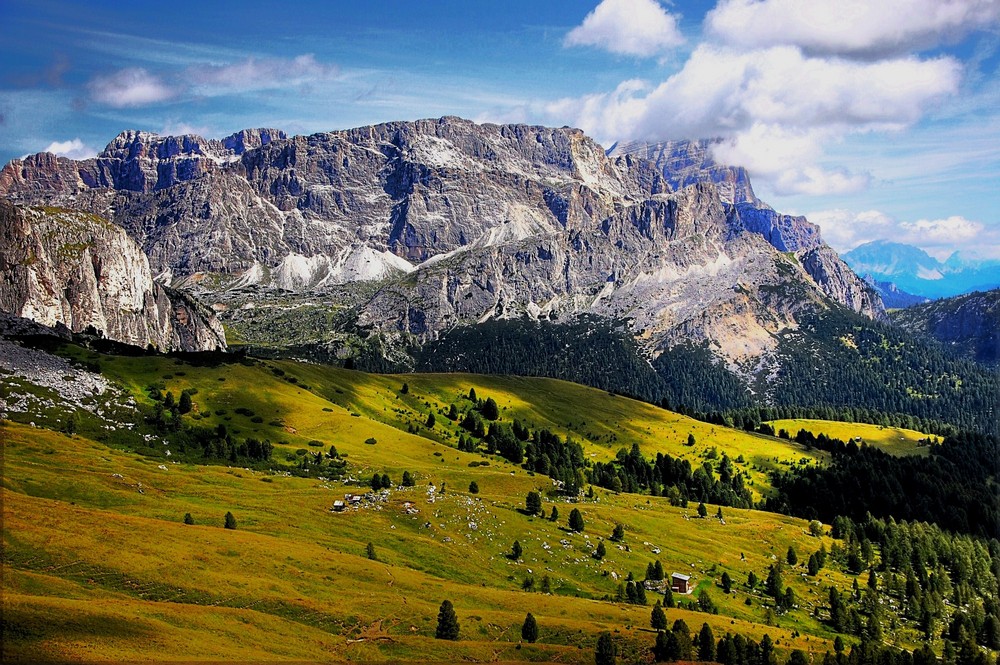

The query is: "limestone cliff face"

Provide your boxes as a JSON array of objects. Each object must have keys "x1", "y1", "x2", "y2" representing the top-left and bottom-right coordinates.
[
  {"x1": 0, "y1": 117, "x2": 882, "y2": 365},
  {"x1": 0, "y1": 201, "x2": 226, "y2": 351}
]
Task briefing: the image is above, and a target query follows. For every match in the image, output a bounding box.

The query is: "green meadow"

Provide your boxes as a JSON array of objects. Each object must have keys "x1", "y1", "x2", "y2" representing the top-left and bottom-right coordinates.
[{"x1": 0, "y1": 345, "x2": 933, "y2": 662}]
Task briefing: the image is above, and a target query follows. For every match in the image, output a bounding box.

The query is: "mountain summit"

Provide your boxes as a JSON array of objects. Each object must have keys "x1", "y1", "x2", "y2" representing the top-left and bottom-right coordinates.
[{"x1": 1, "y1": 117, "x2": 880, "y2": 367}]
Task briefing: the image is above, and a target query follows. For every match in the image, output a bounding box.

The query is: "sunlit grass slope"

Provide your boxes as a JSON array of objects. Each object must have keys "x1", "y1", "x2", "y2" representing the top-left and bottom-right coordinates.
[
  {"x1": 767, "y1": 419, "x2": 933, "y2": 456},
  {"x1": 3, "y1": 346, "x2": 927, "y2": 662},
  {"x1": 3, "y1": 421, "x2": 840, "y2": 662}
]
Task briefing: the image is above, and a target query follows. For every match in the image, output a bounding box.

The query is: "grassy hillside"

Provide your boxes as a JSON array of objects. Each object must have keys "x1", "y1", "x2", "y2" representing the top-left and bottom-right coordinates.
[
  {"x1": 767, "y1": 419, "x2": 933, "y2": 457},
  {"x1": 0, "y1": 340, "x2": 981, "y2": 662}
]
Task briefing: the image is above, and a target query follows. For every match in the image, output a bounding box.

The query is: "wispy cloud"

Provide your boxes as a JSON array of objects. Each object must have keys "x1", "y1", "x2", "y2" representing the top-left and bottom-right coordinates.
[
  {"x1": 84, "y1": 55, "x2": 340, "y2": 109},
  {"x1": 564, "y1": 0, "x2": 685, "y2": 57},
  {"x1": 87, "y1": 68, "x2": 177, "y2": 108},
  {"x1": 186, "y1": 55, "x2": 339, "y2": 95}
]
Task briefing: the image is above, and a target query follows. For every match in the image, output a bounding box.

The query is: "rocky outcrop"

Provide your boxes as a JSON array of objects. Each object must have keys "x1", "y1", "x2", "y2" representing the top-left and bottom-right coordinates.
[{"x1": 0, "y1": 201, "x2": 226, "y2": 351}]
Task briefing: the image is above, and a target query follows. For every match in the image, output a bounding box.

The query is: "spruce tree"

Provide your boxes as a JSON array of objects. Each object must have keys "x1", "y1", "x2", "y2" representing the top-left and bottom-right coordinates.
[
  {"x1": 652, "y1": 602, "x2": 668, "y2": 630},
  {"x1": 366, "y1": 542, "x2": 377, "y2": 560},
  {"x1": 594, "y1": 540, "x2": 606, "y2": 560},
  {"x1": 611, "y1": 523, "x2": 625, "y2": 541},
  {"x1": 721, "y1": 571, "x2": 732, "y2": 593},
  {"x1": 510, "y1": 540, "x2": 523, "y2": 560},
  {"x1": 698, "y1": 623, "x2": 716, "y2": 661},
  {"x1": 521, "y1": 613, "x2": 538, "y2": 643},
  {"x1": 183, "y1": 512, "x2": 194, "y2": 525},
  {"x1": 526, "y1": 491, "x2": 542, "y2": 515},
  {"x1": 178, "y1": 391, "x2": 192, "y2": 414},
  {"x1": 595, "y1": 632, "x2": 616, "y2": 665},
  {"x1": 224, "y1": 511, "x2": 237, "y2": 529},
  {"x1": 469, "y1": 480, "x2": 479, "y2": 494},
  {"x1": 549, "y1": 506, "x2": 559, "y2": 522},
  {"x1": 426, "y1": 412, "x2": 436, "y2": 428},
  {"x1": 569, "y1": 508, "x2": 585, "y2": 532},
  {"x1": 697, "y1": 502, "x2": 708, "y2": 518},
  {"x1": 787, "y1": 545, "x2": 798, "y2": 566},
  {"x1": 435, "y1": 600, "x2": 460, "y2": 640}
]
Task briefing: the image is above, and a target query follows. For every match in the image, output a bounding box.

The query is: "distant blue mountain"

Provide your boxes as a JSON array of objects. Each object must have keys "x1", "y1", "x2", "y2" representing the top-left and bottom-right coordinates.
[{"x1": 842, "y1": 240, "x2": 1000, "y2": 299}]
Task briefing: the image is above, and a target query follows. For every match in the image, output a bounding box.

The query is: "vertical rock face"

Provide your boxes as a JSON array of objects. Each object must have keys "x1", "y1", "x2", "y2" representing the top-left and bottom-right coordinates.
[{"x1": 0, "y1": 201, "x2": 226, "y2": 351}]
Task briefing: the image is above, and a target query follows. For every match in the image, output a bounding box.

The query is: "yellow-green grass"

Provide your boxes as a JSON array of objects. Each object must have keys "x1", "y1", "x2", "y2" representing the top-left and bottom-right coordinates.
[
  {"x1": 47, "y1": 345, "x2": 825, "y2": 499},
  {"x1": 4, "y1": 421, "x2": 844, "y2": 662},
  {"x1": 767, "y1": 419, "x2": 933, "y2": 456},
  {"x1": 265, "y1": 361, "x2": 827, "y2": 498}
]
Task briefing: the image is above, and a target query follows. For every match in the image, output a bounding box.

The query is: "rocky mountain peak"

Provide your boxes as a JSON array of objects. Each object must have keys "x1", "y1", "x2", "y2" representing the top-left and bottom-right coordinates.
[{"x1": 222, "y1": 128, "x2": 287, "y2": 154}]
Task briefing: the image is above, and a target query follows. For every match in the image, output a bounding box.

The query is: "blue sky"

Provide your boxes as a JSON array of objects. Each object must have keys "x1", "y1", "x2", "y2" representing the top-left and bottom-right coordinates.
[{"x1": 2, "y1": 0, "x2": 999, "y2": 259}]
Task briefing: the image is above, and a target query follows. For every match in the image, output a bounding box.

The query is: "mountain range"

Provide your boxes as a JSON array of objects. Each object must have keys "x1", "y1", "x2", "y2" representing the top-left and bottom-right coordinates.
[
  {"x1": 842, "y1": 240, "x2": 1000, "y2": 300},
  {"x1": 0, "y1": 117, "x2": 880, "y2": 373}
]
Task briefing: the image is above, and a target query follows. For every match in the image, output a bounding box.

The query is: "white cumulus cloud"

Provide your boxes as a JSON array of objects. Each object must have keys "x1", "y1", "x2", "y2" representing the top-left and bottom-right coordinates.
[
  {"x1": 564, "y1": 0, "x2": 685, "y2": 57},
  {"x1": 807, "y1": 209, "x2": 996, "y2": 259},
  {"x1": 41, "y1": 138, "x2": 97, "y2": 160},
  {"x1": 548, "y1": 44, "x2": 961, "y2": 195},
  {"x1": 706, "y1": 0, "x2": 1000, "y2": 58},
  {"x1": 87, "y1": 68, "x2": 176, "y2": 108}
]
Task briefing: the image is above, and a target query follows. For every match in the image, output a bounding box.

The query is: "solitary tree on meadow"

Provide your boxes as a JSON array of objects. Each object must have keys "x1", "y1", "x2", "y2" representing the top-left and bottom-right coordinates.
[
  {"x1": 435, "y1": 600, "x2": 460, "y2": 640},
  {"x1": 521, "y1": 612, "x2": 538, "y2": 643},
  {"x1": 569, "y1": 508, "x2": 585, "y2": 532},
  {"x1": 595, "y1": 632, "x2": 616, "y2": 665},
  {"x1": 224, "y1": 511, "x2": 237, "y2": 529}
]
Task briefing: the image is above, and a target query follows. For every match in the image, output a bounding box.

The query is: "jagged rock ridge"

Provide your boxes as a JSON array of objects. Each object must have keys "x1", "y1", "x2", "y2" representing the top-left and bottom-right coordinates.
[
  {"x1": 1, "y1": 117, "x2": 880, "y2": 366},
  {"x1": 0, "y1": 201, "x2": 226, "y2": 351}
]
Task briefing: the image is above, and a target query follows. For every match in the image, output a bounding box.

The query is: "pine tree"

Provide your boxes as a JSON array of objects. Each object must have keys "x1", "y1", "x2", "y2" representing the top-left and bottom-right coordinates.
[
  {"x1": 549, "y1": 506, "x2": 559, "y2": 522},
  {"x1": 808, "y1": 553, "x2": 820, "y2": 576},
  {"x1": 594, "y1": 540, "x2": 606, "y2": 560},
  {"x1": 787, "y1": 545, "x2": 798, "y2": 566},
  {"x1": 224, "y1": 511, "x2": 237, "y2": 529},
  {"x1": 448, "y1": 403, "x2": 459, "y2": 420},
  {"x1": 611, "y1": 523, "x2": 625, "y2": 541},
  {"x1": 366, "y1": 542, "x2": 377, "y2": 560},
  {"x1": 400, "y1": 382, "x2": 409, "y2": 394},
  {"x1": 435, "y1": 600, "x2": 460, "y2": 640},
  {"x1": 178, "y1": 391, "x2": 192, "y2": 414},
  {"x1": 521, "y1": 613, "x2": 538, "y2": 643},
  {"x1": 526, "y1": 491, "x2": 542, "y2": 515},
  {"x1": 469, "y1": 480, "x2": 479, "y2": 494},
  {"x1": 183, "y1": 512, "x2": 194, "y2": 525},
  {"x1": 402, "y1": 470, "x2": 415, "y2": 486},
  {"x1": 652, "y1": 602, "x2": 668, "y2": 630},
  {"x1": 426, "y1": 412, "x2": 436, "y2": 428},
  {"x1": 481, "y1": 397, "x2": 499, "y2": 421},
  {"x1": 721, "y1": 571, "x2": 732, "y2": 593},
  {"x1": 468, "y1": 387, "x2": 477, "y2": 401},
  {"x1": 698, "y1": 623, "x2": 716, "y2": 661},
  {"x1": 663, "y1": 586, "x2": 675, "y2": 608},
  {"x1": 654, "y1": 630, "x2": 671, "y2": 662},
  {"x1": 697, "y1": 502, "x2": 708, "y2": 518},
  {"x1": 595, "y1": 632, "x2": 616, "y2": 665},
  {"x1": 510, "y1": 540, "x2": 523, "y2": 560},
  {"x1": 569, "y1": 508, "x2": 585, "y2": 532}
]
